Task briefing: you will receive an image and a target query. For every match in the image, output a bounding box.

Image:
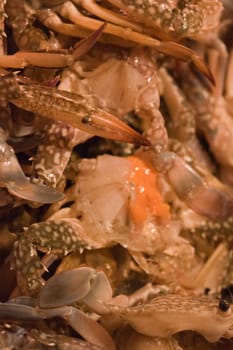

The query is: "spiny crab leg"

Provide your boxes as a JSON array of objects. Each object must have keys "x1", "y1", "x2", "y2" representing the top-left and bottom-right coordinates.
[
  {"x1": 38, "y1": 2, "x2": 213, "y2": 83},
  {"x1": 0, "y1": 128, "x2": 63, "y2": 203},
  {"x1": 4, "y1": 78, "x2": 149, "y2": 146}
]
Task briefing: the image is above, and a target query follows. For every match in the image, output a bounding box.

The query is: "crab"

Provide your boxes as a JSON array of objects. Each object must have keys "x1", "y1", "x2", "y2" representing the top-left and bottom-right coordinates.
[
  {"x1": 178, "y1": 38, "x2": 233, "y2": 194},
  {"x1": 50, "y1": 42, "x2": 233, "y2": 221},
  {"x1": 0, "y1": 0, "x2": 215, "y2": 82},
  {"x1": 0, "y1": 268, "x2": 116, "y2": 350},
  {"x1": 0, "y1": 126, "x2": 65, "y2": 203},
  {"x1": 0, "y1": 0, "x2": 227, "y2": 205},
  {"x1": 0, "y1": 323, "x2": 104, "y2": 350},
  {"x1": 0, "y1": 3, "x2": 148, "y2": 202},
  {"x1": 10, "y1": 152, "x2": 233, "y2": 299},
  {"x1": 31, "y1": 0, "x2": 224, "y2": 82},
  {"x1": 2, "y1": 265, "x2": 233, "y2": 350}
]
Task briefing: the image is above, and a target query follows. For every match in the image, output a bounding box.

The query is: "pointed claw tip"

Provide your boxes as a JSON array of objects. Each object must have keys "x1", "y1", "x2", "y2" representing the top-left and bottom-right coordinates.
[
  {"x1": 191, "y1": 55, "x2": 215, "y2": 86},
  {"x1": 134, "y1": 135, "x2": 151, "y2": 146}
]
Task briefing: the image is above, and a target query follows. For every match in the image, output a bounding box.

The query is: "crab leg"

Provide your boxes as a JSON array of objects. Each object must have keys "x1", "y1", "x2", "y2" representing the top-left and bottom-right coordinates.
[
  {"x1": 8, "y1": 82, "x2": 149, "y2": 146},
  {"x1": 182, "y1": 242, "x2": 229, "y2": 290},
  {"x1": 0, "y1": 302, "x2": 43, "y2": 321},
  {"x1": 0, "y1": 24, "x2": 106, "y2": 68},
  {"x1": 107, "y1": 0, "x2": 223, "y2": 40},
  {"x1": 153, "y1": 151, "x2": 233, "y2": 220},
  {"x1": 38, "y1": 2, "x2": 213, "y2": 82},
  {"x1": 11, "y1": 218, "x2": 113, "y2": 295},
  {"x1": 226, "y1": 48, "x2": 233, "y2": 99},
  {"x1": 0, "y1": 128, "x2": 63, "y2": 202},
  {"x1": 0, "y1": 301, "x2": 115, "y2": 350},
  {"x1": 62, "y1": 2, "x2": 213, "y2": 82},
  {"x1": 40, "y1": 306, "x2": 116, "y2": 350},
  {"x1": 111, "y1": 294, "x2": 233, "y2": 342},
  {"x1": 32, "y1": 121, "x2": 90, "y2": 187},
  {"x1": 57, "y1": 2, "x2": 169, "y2": 46},
  {"x1": 0, "y1": 0, "x2": 6, "y2": 56},
  {"x1": 75, "y1": 0, "x2": 143, "y2": 32},
  {"x1": 0, "y1": 52, "x2": 74, "y2": 68}
]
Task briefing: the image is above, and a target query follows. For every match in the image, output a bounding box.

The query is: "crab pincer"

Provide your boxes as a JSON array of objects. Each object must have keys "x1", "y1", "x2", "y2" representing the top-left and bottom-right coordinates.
[
  {"x1": 0, "y1": 74, "x2": 149, "y2": 146},
  {"x1": 0, "y1": 128, "x2": 63, "y2": 203}
]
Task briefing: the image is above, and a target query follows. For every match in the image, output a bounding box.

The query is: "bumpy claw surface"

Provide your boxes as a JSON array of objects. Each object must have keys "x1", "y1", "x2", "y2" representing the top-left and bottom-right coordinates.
[
  {"x1": 32, "y1": 121, "x2": 90, "y2": 187},
  {"x1": 11, "y1": 218, "x2": 111, "y2": 295},
  {"x1": 108, "y1": 0, "x2": 223, "y2": 39}
]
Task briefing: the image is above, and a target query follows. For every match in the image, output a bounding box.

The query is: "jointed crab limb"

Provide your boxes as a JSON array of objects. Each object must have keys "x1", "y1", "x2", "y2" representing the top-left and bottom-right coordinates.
[
  {"x1": 34, "y1": 266, "x2": 233, "y2": 342},
  {"x1": 32, "y1": 121, "x2": 90, "y2": 187},
  {"x1": 152, "y1": 150, "x2": 233, "y2": 220},
  {"x1": 113, "y1": 294, "x2": 233, "y2": 342},
  {"x1": 76, "y1": 0, "x2": 143, "y2": 32},
  {"x1": 7, "y1": 81, "x2": 149, "y2": 146},
  {"x1": 59, "y1": 1, "x2": 214, "y2": 82},
  {"x1": 0, "y1": 22, "x2": 106, "y2": 68},
  {"x1": 11, "y1": 218, "x2": 112, "y2": 295},
  {"x1": 0, "y1": 0, "x2": 6, "y2": 56},
  {"x1": 39, "y1": 267, "x2": 112, "y2": 314},
  {"x1": 0, "y1": 127, "x2": 63, "y2": 203},
  {"x1": 0, "y1": 52, "x2": 74, "y2": 69},
  {"x1": 107, "y1": 0, "x2": 223, "y2": 39},
  {"x1": 0, "y1": 302, "x2": 43, "y2": 321},
  {"x1": 0, "y1": 301, "x2": 116, "y2": 350},
  {"x1": 37, "y1": 1, "x2": 214, "y2": 82},
  {"x1": 55, "y1": 306, "x2": 116, "y2": 350}
]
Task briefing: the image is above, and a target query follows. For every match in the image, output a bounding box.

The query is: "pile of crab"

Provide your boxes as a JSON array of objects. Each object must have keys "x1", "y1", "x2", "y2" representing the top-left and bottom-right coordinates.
[{"x1": 1, "y1": 0, "x2": 233, "y2": 349}]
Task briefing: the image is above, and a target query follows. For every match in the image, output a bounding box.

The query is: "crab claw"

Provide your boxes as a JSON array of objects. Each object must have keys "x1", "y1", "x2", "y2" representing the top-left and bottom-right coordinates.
[
  {"x1": 39, "y1": 267, "x2": 98, "y2": 309},
  {"x1": 39, "y1": 267, "x2": 115, "y2": 350},
  {"x1": 39, "y1": 267, "x2": 112, "y2": 314},
  {"x1": 42, "y1": 306, "x2": 116, "y2": 350},
  {"x1": 0, "y1": 129, "x2": 64, "y2": 203},
  {"x1": 72, "y1": 23, "x2": 107, "y2": 60},
  {"x1": 163, "y1": 152, "x2": 233, "y2": 220},
  {"x1": 10, "y1": 83, "x2": 149, "y2": 146},
  {"x1": 78, "y1": 108, "x2": 150, "y2": 146},
  {"x1": 159, "y1": 42, "x2": 215, "y2": 86},
  {"x1": 0, "y1": 302, "x2": 43, "y2": 321}
]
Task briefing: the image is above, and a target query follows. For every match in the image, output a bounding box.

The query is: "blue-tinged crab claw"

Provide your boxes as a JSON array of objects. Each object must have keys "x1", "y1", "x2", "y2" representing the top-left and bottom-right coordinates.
[
  {"x1": 164, "y1": 152, "x2": 233, "y2": 220},
  {"x1": 39, "y1": 267, "x2": 97, "y2": 309},
  {"x1": 0, "y1": 129, "x2": 64, "y2": 203},
  {"x1": 39, "y1": 267, "x2": 112, "y2": 313}
]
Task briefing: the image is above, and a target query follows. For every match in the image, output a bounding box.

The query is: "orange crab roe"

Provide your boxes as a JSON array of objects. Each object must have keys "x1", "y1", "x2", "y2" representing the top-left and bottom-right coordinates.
[{"x1": 128, "y1": 156, "x2": 170, "y2": 225}]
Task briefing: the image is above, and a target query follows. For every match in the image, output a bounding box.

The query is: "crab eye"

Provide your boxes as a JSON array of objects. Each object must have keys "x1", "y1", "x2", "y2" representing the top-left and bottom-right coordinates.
[{"x1": 218, "y1": 298, "x2": 231, "y2": 313}]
